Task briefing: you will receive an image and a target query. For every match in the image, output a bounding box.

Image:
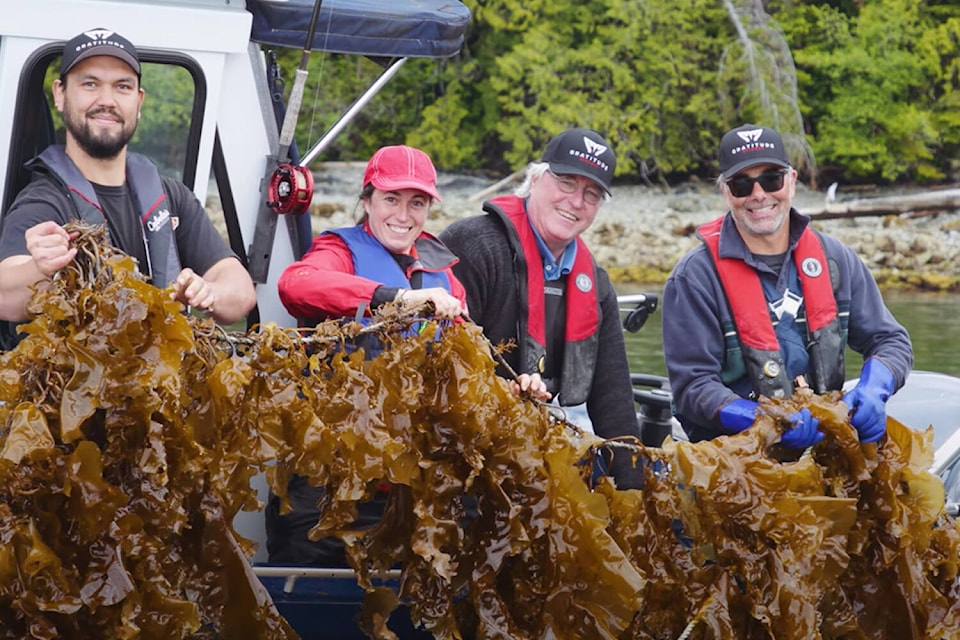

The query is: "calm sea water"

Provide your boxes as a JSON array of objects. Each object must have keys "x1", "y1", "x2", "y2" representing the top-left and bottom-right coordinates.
[{"x1": 620, "y1": 286, "x2": 960, "y2": 379}]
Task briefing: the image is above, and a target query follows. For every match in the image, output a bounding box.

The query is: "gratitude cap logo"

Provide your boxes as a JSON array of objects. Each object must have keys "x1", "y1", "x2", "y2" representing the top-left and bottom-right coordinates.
[
  {"x1": 84, "y1": 29, "x2": 115, "y2": 42},
  {"x1": 541, "y1": 127, "x2": 616, "y2": 193},
  {"x1": 718, "y1": 124, "x2": 789, "y2": 178},
  {"x1": 737, "y1": 128, "x2": 764, "y2": 144},
  {"x1": 582, "y1": 136, "x2": 608, "y2": 158}
]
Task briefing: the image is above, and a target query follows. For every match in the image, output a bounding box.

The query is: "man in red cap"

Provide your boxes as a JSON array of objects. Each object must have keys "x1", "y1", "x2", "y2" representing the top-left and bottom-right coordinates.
[
  {"x1": 440, "y1": 128, "x2": 643, "y2": 488},
  {"x1": 662, "y1": 123, "x2": 913, "y2": 446},
  {"x1": 0, "y1": 28, "x2": 256, "y2": 335}
]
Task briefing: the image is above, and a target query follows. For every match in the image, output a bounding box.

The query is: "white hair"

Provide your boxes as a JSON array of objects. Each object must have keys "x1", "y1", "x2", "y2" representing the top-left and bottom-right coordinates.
[{"x1": 514, "y1": 161, "x2": 611, "y2": 203}]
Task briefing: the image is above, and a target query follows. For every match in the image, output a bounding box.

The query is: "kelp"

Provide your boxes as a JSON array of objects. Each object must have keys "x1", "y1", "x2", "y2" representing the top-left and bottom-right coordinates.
[{"x1": 0, "y1": 223, "x2": 958, "y2": 639}]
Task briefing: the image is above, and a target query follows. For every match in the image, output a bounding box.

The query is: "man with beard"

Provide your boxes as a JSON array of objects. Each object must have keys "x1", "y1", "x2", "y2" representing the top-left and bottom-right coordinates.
[{"x1": 0, "y1": 28, "x2": 255, "y2": 331}]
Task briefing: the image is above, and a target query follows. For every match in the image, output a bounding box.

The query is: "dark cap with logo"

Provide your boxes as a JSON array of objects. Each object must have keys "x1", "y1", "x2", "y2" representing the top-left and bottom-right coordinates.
[
  {"x1": 541, "y1": 128, "x2": 616, "y2": 195},
  {"x1": 718, "y1": 124, "x2": 790, "y2": 178},
  {"x1": 61, "y1": 28, "x2": 141, "y2": 77}
]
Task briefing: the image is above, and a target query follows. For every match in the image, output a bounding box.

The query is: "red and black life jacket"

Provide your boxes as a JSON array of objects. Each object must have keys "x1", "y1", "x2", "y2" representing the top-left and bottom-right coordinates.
[
  {"x1": 486, "y1": 195, "x2": 601, "y2": 406},
  {"x1": 698, "y1": 215, "x2": 845, "y2": 398}
]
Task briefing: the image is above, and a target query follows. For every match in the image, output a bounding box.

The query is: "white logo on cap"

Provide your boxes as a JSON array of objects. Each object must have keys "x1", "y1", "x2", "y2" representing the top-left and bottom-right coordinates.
[
  {"x1": 84, "y1": 29, "x2": 116, "y2": 42},
  {"x1": 583, "y1": 137, "x2": 607, "y2": 157},
  {"x1": 737, "y1": 128, "x2": 764, "y2": 143}
]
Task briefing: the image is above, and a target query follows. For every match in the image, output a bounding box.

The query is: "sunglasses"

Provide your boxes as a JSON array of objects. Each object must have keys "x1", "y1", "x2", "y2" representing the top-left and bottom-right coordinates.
[
  {"x1": 548, "y1": 170, "x2": 604, "y2": 206},
  {"x1": 725, "y1": 170, "x2": 788, "y2": 198}
]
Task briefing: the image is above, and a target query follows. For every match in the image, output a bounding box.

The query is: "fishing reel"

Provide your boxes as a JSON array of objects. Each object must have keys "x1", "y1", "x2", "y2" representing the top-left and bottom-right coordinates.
[{"x1": 267, "y1": 164, "x2": 314, "y2": 215}]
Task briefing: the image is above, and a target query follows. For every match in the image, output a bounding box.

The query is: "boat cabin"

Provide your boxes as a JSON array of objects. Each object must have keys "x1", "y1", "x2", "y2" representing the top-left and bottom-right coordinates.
[{"x1": 0, "y1": 0, "x2": 470, "y2": 332}]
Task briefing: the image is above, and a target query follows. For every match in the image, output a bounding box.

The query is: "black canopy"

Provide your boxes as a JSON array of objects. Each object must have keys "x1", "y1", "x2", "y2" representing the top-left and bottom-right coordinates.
[{"x1": 247, "y1": 0, "x2": 471, "y2": 58}]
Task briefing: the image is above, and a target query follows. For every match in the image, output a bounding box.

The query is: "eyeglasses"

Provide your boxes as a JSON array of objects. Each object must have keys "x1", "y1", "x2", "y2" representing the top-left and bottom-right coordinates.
[
  {"x1": 725, "y1": 170, "x2": 788, "y2": 198},
  {"x1": 548, "y1": 170, "x2": 604, "y2": 206}
]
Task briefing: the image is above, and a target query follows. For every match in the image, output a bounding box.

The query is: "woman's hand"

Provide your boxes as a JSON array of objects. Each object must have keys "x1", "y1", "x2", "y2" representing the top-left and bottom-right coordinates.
[{"x1": 395, "y1": 287, "x2": 463, "y2": 319}]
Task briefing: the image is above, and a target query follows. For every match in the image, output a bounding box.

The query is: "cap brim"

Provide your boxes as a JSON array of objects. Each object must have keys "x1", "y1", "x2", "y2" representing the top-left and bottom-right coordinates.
[
  {"x1": 548, "y1": 162, "x2": 611, "y2": 195},
  {"x1": 66, "y1": 47, "x2": 141, "y2": 76},
  {"x1": 369, "y1": 177, "x2": 442, "y2": 202},
  {"x1": 721, "y1": 158, "x2": 790, "y2": 179}
]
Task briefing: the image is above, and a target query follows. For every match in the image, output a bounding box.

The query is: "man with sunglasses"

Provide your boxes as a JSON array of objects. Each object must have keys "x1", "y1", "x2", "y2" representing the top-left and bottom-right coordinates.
[
  {"x1": 440, "y1": 128, "x2": 642, "y2": 487},
  {"x1": 662, "y1": 124, "x2": 912, "y2": 446}
]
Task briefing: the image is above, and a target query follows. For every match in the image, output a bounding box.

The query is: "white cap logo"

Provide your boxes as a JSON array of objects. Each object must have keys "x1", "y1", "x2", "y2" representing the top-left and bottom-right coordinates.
[
  {"x1": 84, "y1": 29, "x2": 116, "y2": 42},
  {"x1": 737, "y1": 128, "x2": 764, "y2": 144},
  {"x1": 583, "y1": 137, "x2": 607, "y2": 157}
]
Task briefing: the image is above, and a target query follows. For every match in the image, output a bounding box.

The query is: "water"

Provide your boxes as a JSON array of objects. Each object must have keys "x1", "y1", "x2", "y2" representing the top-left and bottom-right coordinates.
[{"x1": 621, "y1": 286, "x2": 960, "y2": 379}]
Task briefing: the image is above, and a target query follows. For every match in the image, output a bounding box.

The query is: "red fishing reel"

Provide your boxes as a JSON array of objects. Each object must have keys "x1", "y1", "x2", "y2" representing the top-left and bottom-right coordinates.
[{"x1": 267, "y1": 164, "x2": 314, "y2": 215}]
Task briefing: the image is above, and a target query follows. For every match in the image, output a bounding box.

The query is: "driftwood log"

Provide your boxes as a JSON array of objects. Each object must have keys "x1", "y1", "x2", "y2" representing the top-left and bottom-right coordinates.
[{"x1": 806, "y1": 188, "x2": 960, "y2": 220}]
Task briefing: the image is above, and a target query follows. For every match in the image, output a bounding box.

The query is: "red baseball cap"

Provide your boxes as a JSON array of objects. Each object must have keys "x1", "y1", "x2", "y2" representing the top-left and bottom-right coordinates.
[{"x1": 362, "y1": 145, "x2": 442, "y2": 202}]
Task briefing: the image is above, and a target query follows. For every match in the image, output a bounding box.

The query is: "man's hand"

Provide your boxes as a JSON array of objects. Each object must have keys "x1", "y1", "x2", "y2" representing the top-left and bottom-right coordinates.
[
  {"x1": 721, "y1": 398, "x2": 823, "y2": 449},
  {"x1": 25, "y1": 221, "x2": 78, "y2": 277},
  {"x1": 780, "y1": 407, "x2": 824, "y2": 449},
  {"x1": 171, "y1": 267, "x2": 216, "y2": 313},
  {"x1": 842, "y1": 358, "x2": 897, "y2": 444}
]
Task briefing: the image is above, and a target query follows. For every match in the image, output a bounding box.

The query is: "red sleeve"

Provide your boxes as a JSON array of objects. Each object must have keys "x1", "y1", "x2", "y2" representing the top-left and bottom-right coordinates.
[{"x1": 277, "y1": 234, "x2": 382, "y2": 321}]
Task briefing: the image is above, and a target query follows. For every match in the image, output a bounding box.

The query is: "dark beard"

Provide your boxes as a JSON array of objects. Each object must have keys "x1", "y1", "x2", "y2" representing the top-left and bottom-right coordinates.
[{"x1": 65, "y1": 108, "x2": 136, "y2": 160}]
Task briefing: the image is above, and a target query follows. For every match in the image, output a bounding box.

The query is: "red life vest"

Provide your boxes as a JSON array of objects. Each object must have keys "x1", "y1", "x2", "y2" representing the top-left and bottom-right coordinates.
[
  {"x1": 487, "y1": 195, "x2": 601, "y2": 405},
  {"x1": 698, "y1": 215, "x2": 845, "y2": 397}
]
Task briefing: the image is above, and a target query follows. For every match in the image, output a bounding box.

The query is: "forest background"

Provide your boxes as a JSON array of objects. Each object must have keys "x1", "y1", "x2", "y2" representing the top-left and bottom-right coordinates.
[{"x1": 266, "y1": 0, "x2": 960, "y2": 189}]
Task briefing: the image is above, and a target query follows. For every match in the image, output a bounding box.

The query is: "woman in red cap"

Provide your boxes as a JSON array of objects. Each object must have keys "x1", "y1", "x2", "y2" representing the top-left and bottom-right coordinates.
[
  {"x1": 270, "y1": 145, "x2": 467, "y2": 567},
  {"x1": 278, "y1": 144, "x2": 466, "y2": 325}
]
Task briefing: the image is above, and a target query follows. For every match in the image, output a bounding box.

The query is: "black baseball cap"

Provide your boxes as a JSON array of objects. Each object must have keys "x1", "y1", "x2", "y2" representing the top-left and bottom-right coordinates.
[
  {"x1": 541, "y1": 128, "x2": 616, "y2": 195},
  {"x1": 61, "y1": 28, "x2": 141, "y2": 77},
  {"x1": 718, "y1": 124, "x2": 790, "y2": 178}
]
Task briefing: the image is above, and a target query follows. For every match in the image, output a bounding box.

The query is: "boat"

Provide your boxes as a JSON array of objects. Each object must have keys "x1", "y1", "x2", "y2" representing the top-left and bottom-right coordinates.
[
  {"x1": 2, "y1": 2, "x2": 959, "y2": 637},
  {"x1": 0, "y1": 1, "x2": 469, "y2": 637}
]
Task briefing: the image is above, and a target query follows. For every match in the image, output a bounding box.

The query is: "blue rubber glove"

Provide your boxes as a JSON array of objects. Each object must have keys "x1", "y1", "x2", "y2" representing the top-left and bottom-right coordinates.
[
  {"x1": 718, "y1": 398, "x2": 760, "y2": 433},
  {"x1": 842, "y1": 358, "x2": 896, "y2": 443},
  {"x1": 779, "y1": 407, "x2": 824, "y2": 449},
  {"x1": 720, "y1": 398, "x2": 823, "y2": 449}
]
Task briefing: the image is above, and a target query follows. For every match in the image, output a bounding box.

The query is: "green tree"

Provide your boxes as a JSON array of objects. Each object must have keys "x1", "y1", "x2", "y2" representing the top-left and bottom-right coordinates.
[
  {"x1": 784, "y1": 0, "x2": 949, "y2": 182},
  {"x1": 259, "y1": 0, "x2": 960, "y2": 185},
  {"x1": 920, "y1": 13, "x2": 960, "y2": 180},
  {"x1": 463, "y1": 0, "x2": 734, "y2": 182}
]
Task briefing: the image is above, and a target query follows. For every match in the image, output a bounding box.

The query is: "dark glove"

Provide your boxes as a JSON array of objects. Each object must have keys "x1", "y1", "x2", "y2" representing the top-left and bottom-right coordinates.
[
  {"x1": 842, "y1": 358, "x2": 896, "y2": 443},
  {"x1": 720, "y1": 398, "x2": 823, "y2": 449}
]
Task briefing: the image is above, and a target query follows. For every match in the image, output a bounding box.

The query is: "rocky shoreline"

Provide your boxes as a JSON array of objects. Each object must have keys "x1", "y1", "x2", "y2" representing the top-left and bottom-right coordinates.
[{"x1": 246, "y1": 164, "x2": 960, "y2": 293}]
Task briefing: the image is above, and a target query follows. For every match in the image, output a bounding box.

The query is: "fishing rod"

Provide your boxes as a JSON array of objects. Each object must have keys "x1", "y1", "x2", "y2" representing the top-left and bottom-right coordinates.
[{"x1": 248, "y1": 0, "x2": 325, "y2": 283}]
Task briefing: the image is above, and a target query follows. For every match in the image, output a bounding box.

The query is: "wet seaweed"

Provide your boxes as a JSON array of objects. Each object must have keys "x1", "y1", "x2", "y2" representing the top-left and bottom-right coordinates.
[{"x1": 0, "y1": 223, "x2": 957, "y2": 639}]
